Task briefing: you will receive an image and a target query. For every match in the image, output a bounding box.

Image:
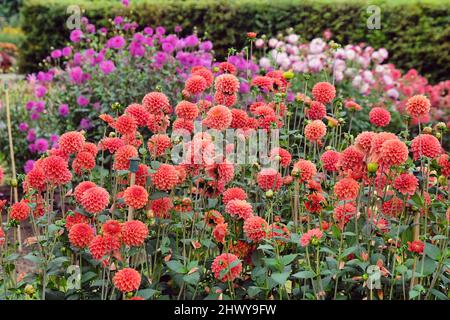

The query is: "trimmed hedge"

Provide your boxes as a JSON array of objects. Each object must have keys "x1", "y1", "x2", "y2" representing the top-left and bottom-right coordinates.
[{"x1": 20, "y1": 0, "x2": 450, "y2": 82}]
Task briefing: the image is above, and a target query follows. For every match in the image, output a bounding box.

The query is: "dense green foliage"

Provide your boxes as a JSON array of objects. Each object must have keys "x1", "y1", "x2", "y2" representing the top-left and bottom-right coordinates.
[{"x1": 19, "y1": 0, "x2": 450, "y2": 82}]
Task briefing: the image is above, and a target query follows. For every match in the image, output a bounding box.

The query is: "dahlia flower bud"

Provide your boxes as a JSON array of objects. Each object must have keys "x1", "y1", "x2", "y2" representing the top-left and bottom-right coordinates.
[
  {"x1": 367, "y1": 162, "x2": 378, "y2": 173},
  {"x1": 10, "y1": 178, "x2": 18, "y2": 187},
  {"x1": 422, "y1": 127, "x2": 432, "y2": 134},
  {"x1": 436, "y1": 122, "x2": 446, "y2": 131},
  {"x1": 265, "y1": 190, "x2": 274, "y2": 198},
  {"x1": 283, "y1": 70, "x2": 294, "y2": 80}
]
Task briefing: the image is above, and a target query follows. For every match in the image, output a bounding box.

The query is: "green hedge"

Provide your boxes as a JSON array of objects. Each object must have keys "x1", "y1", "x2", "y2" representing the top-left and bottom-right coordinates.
[{"x1": 20, "y1": 0, "x2": 450, "y2": 82}]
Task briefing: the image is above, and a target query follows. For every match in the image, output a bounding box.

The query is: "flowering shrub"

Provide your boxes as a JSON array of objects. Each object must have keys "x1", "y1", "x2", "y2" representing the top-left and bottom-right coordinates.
[
  {"x1": 0, "y1": 55, "x2": 449, "y2": 300},
  {"x1": 18, "y1": 15, "x2": 213, "y2": 171},
  {"x1": 254, "y1": 31, "x2": 450, "y2": 130}
]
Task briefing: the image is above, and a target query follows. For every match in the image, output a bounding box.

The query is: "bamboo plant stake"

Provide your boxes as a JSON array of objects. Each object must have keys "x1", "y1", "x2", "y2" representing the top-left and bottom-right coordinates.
[
  {"x1": 4, "y1": 81, "x2": 22, "y2": 252},
  {"x1": 127, "y1": 157, "x2": 140, "y2": 221}
]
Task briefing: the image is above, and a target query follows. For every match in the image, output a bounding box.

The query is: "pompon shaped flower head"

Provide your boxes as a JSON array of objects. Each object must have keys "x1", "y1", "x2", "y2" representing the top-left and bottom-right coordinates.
[
  {"x1": 300, "y1": 228, "x2": 323, "y2": 247},
  {"x1": 222, "y1": 187, "x2": 247, "y2": 205},
  {"x1": 225, "y1": 199, "x2": 254, "y2": 220},
  {"x1": 89, "y1": 234, "x2": 120, "y2": 261},
  {"x1": 256, "y1": 168, "x2": 283, "y2": 191},
  {"x1": 394, "y1": 173, "x2": 418, "y2": 195},
  {"x1": 72, "y1": 151, "x2": 96, "y2": 175},
  {"x1": 333, "y1": 203, "x2": 357, "y2": 228},
  {"x1": 218, "y1": 62, "x2": 237, "y2": 74},
  {"x1": 338, "y1": 146, "x2": 364, "y2": 172},
  {"x1": 411, "y1": 134, "x2": 442, "y2": 160},
  {"x1": 147, "y1": 134, "x2": 172, "y2": 157},
  {"x1": 204, "y1": 210, "x2": 225, "y2": 226},
  {"x1": 41, "y1": 155, "x2": 72, "y2": 185},
  {"x1": 252, "y1": 75, "x2": 274, "y2": 91},
  {"x1": 311, "y1": 82, "x2": 336, "y2": 104},
  {"x1": 173, "y1": 118, "x2": 195, "y2": 134},
  {"x1": 152, "y1": 164, "x2": 179, "y2": 190},
  {"x1": 113, "y1": 268, "x2": 141, "y2": 293},
  {"x1": 102, "y1": 219, "x2": 122, "y2": 237},
  {"x1": 381, "y1": 196, "x2": 404, "y2": 217},
  {"x1": 243, "y1": 215, "x2": 268, "y2": 242},
  {"x1": 82, "y1": 142, "x2": 98, "y2": 157},
  {"x1": 407, "y1": 240, "x2": 425, "y2": 254},
  {"x1": 150, "y1": 197, "x2": 173, "y2": 219},
  {"x1": 114, "y1": 145, "x2": 138, "y2": 170},
  {"x1": 355, "y1": 131, "x2": 376, "y2": 154},
  {"x1": 306, "y1": 101, "x2": 327, "y2": 120},
  {"x1": 185, "y1": 75, "x2": 207, "y2": 95},
  {"x1": 26, "y1": 167, "x2": 46, "y2": 192},
  {"x1": 100, "y1": 137, "x2": 125, "y2": 154},
  {"x1": 369, "y1": 107, "x2": 391, "y2": 127},
  {"x1": 230, "y1": 109, "x2": 249, "y2": 129},
  {"x1": 121, "y1": 220, "x2": 148, "y2": 247},
  {"x1": 406, "y1": 95, "x2": 431, "y2": 117},
  {"x1": 124, "y1": 185, "x2": 148, "y2": 209},
  {"x1": 305, "y1": 120, "x2": 327, "y2": 142},
  {"x1": 205, "y1": 105, "x2": 232, "y2": 130},
  {"x1": 379, "y1": 139, "x2": 409, "y2": 167},
  {"x1": 305, "y1": 192, "x2": 326, "y2": 213},
  {"x1": 80, "y1": 186, "x2": 110, "y2": 214},
  {"x1": 10, "y1": 201, "x2": 30, "y2": 221},
  {"x1": 320, "y1": 150, "x2": 340, "y2": 172},
  {"x1": 68, "y1": 223, "x2": 94, "y2": 248},
  {"x1": 192, "y1": 66, "x2": 214, "y2": 87},
  {"x1": 292, "y1": 159, "x2": 317, "y2": 182},
  {"x1": 211, "y1": 253, "x2": 242, "y2": 282},
  {"x1": 334, "y1": 177, "x2": 360, "y2": 200},
  {"x1": 269, "y1": 147, "x2": 292, "y2": 168},
  {"x1": 115, "y1": 114, "x2": 137, "y2": 136},
  {"x1": 142, "y1": 91, "x2": 171, "y2": 114},
  {"x1": 65, "y1": 212, "x2": 90, "y2": 231},
  {"x1": 213, "y1": 222, "x2": 228, "y2": 243},
  {"x1": 59, "y1": 131, "x2": 85, "y2": 154},
  {"x1": 74, "y1": 181, "x2": 97, "y2": 204},
  {"x1": 175, "y1": 101, "x2": 199, "y2": 120},
  {"x1": 214, "y1": 91, "x2": 237, "y2": 107},
  {"x1": 370, "y1": 132, "x2": 398, "y2": 156},
  {"x1": 125, "y1": 103, "x2": 150, "y2": 127},
  {"x1": 214, "y1": 74, "x2": 240, "y2": 94}
]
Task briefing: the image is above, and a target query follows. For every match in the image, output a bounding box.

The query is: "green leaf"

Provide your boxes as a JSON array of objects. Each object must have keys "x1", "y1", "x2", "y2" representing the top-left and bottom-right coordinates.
[
  {"x1": 166, "y1": 260, "x2": 186, "y2": 274},
  {"x1": 183, "y1": 272, "x2": 200, "y2": 285},
  {"x1": 430, "y1": 289, "x2": 448, "y2": 300},
  {"x1": 409, "y1": 290, "x2": 420, "y2": 299},
  {"x1": 342, "y1": 246, "x2": 359, "y2": 258},
  {"x1": 247, "y1": 286, "x2": 261, "y2": 298},
  {"x1": 281, "y1": 254, "x2": 297, "y2": 266},
  {"x1": 136, "y1": 288, "x2": 158, "y2": 300},
  {"x1": 431, "y1": 235, "x2": 448, "y2": 241},
  {"x1": 424, "y1": 243, "x2": 441, "y2": 260},
  {"x1": 257, "y1": 244, "x2": 274, "y2": 251},
  {"x1": 271, "y1": 272, "x2": 289, "y2": 285},
  {"x1": 292, "y1": 270, "x2": 316, "y2": 279},
  {"x1": 81, "y1": 271, "x2": 97, "y2": 284}
]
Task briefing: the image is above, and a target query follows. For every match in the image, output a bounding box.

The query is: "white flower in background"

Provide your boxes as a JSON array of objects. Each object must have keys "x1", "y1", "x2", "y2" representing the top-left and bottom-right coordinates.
[
  {"x1": 255, "y1": 39, "x2": 265, "y2": 48},
  {"x1": 286, "y1": 34, "x2": 299, "y2": 44},
  {"x1": 268, "y1": 38, "x2": 278, "y2": 48},
  {"x1": 309, "y1": 38, "x2": 326, "y2": 54},
  {"x1": 259, "y1": 57, "x2": 271, "y2": 69}
]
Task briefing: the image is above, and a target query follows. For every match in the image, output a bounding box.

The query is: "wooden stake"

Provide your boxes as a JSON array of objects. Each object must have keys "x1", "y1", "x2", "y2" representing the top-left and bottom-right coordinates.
[{"x1": 4, "y1": 81, "x2": 22, "y2": 252}]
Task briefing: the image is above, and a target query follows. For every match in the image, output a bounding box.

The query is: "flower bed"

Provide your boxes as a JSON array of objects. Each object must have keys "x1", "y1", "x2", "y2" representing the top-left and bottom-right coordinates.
[{"x1": 0, "y1": 5, "x2": 449, "y2": 301}]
